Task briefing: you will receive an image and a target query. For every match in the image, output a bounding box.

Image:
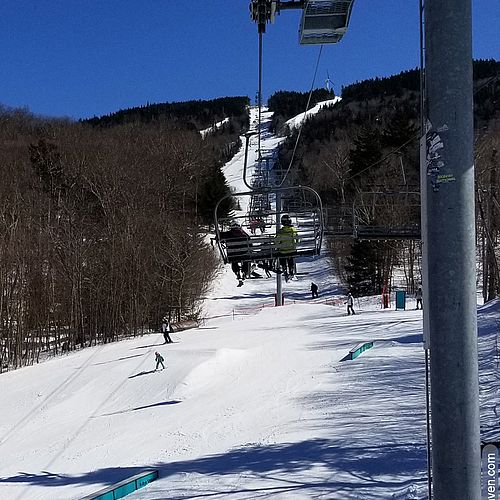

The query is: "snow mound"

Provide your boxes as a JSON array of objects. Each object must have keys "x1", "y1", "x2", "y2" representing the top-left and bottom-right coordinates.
[{"x1": 173, "y1": 348, "x2": 248, "y2": 399}]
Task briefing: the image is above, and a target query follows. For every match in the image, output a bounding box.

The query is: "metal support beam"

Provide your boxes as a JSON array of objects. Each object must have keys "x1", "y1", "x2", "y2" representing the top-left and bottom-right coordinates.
[
  {"x1": 276, "y1": 190, "x2": 283, "y2": 305},
  {"x1": 423, "y1": 0, "x2": 480, "y2": 498},
  {"x1": 258, "y1": 32, "x2": 263, "y2": 158}
]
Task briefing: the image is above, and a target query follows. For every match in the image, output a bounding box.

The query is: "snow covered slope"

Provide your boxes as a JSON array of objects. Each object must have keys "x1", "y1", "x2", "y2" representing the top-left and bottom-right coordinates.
[
  {"x1": 0, "y1": 261, "x2": 432, "y2": 500},
  {"x1": 285, "y1": 97, "x2": 341, "y2": 131}
]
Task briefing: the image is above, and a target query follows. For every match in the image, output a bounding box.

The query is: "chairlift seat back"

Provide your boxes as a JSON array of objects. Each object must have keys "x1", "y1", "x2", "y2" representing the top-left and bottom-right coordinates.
[{"x1": 214, "y1": 187, "x2": 324, "y2": 264}]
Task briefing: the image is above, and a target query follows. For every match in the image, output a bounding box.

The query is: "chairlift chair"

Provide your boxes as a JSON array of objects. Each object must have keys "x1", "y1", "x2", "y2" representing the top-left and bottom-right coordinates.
[
  {"x1": 299, "y1": 0, "x2": 355, "y2": 45},
  {"x1": 214, "y1": 186, "x2": 324, "y2": 264},
  {"x1": 353, "y1": 190, "x2": 421, "y2": 240},
  {"x1": 323, "y1": 205, "x2": 355, "y2": 237}
]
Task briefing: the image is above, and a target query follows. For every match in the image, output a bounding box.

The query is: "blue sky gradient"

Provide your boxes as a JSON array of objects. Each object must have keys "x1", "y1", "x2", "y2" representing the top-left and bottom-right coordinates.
[{"x1": 1, "y1": 0, "x2": 498, "y2": 119}]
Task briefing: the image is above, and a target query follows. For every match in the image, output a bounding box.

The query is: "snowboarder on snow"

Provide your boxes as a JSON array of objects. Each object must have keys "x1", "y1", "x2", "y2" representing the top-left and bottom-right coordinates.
[
  {"x1": 155, "y1": 351, "x2": 165, "y2": 370},
  {"x1": 311, "y1": 282, "x2": 319, "y2": 299}
]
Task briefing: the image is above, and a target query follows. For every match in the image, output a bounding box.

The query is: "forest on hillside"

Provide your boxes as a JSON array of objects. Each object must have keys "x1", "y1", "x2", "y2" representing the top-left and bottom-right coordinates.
[
  {"x1": 0, "y1": 97, "x2": 249, "y2": 371},
  {"x1": 269, "y1": 59, "x2": 500, "y2": 297},
  {"x1": 84, "y1": 96, "x2": 250, "y2": 131}
]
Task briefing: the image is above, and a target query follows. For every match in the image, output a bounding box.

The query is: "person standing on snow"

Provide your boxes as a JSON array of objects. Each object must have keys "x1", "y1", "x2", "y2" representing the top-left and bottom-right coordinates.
[
  {"x1": 162, "y1": 319, "x2": 173, "y2": 344},
  {"x1": 415, "y1": 287, "x2": 423, "y2": 310},
  {"x1": 275, "y1": 214, "x2": 298, "y2": 281},
  {"x1": 311, "y1": 282, "x2": 319, "y2": 298},
  {"x1": 155, "y1": 351, "x2": 165, "y2": 370},
  {"x1": 346, "y1": 292, "x2": 355, "y2": 315}
]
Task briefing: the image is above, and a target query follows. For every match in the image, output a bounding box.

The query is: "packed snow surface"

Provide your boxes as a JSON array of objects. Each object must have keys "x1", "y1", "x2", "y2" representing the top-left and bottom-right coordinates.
[{"x1": 0, "y1": 104, "x2": 498, "y2": 500}]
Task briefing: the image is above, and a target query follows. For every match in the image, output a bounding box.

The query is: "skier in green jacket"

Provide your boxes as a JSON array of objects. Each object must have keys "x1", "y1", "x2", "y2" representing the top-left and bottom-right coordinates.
[{"x1": 275, "y1": 215, "x2": 298, "y2": 280}]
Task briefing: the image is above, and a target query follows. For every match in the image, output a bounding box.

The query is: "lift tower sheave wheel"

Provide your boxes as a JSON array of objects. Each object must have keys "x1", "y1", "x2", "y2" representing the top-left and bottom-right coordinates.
[
  {"x1": 250, "y1": 0, "x2": 277, "y2": 33},
  {"x1": 250, "y1": 1, "x2": 306, "y2": 32}
]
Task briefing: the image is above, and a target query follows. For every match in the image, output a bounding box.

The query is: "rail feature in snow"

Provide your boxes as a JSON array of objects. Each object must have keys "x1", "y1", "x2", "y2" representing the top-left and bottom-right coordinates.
[
  {"x1": 341, "y1": 341, "x2": 374, "y2": 361},
  {"x1": 81, "y1": 469, "x2": 159, "y2": 500}
]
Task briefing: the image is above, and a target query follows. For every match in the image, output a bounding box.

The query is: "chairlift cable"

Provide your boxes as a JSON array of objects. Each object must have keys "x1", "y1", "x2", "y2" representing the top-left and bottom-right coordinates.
[
  {"x1": 258, "y1": 30, "x2": 263, "y2": 159},
  {"x1": 348, "y1": 135, "x2": 417, "y2": 183},
  {"x1": 277, "y1": 44, "x2": 324, "y2": 187}
]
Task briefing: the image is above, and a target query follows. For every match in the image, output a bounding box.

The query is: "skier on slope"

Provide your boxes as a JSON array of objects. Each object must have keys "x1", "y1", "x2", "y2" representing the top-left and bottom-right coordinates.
[
  {"x1": 346, "y1": 292, "x2": 355, "y2": 315},
  {"x1": 258, "y1": 260, "x2": 272, "y2": 278},
  {"x1": 155, "y1": 351, "x2": 165, "y2": 370},
  {"x1": 415, "y1": 287, "x2": 423, "y2": 310}
]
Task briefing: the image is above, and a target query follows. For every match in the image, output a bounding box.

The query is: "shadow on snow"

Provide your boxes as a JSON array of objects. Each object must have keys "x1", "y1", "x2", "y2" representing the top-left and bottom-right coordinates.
[
  {"x1": 99, "y1": 400, "x2": 182, "y2": 417},
  {"x1": 0, "y1": 438, "x2": 426, "y2": 497}
]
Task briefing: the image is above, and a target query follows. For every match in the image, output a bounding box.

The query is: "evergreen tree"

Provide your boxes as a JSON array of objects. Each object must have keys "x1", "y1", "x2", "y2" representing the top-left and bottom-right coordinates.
[
  {"x1": 197, "y1": 164, "x2": 233, "y2": 225},
  {"x1": 345, "y1": 240, "x2": 377, "y2": 295},
  {"x1": 29, "y1": 139, "x2": 66, "y2": 200},
  {"x1": 349, "y1": 127, "x2": 382, "y2": 183},
  {"x1": 382, "y1": 108, "x2": 418, "y2": 149}
]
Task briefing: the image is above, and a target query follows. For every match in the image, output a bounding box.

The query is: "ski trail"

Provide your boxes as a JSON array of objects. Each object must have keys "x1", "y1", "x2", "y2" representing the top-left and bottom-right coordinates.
[
  {"x1": 12, "y1": 345, "x2": 159, "y2": 500},
  {"x1": 0, "y1": 345, "x2": 106, "y2": 448}
]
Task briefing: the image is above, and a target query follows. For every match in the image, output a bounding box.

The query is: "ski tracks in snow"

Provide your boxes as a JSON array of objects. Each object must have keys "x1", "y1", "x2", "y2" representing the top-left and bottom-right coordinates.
[
  {"x1": 0, "y1": 344, "x2": 106, "y2": 449},
  {"x1": 38, "y1": 345, "x2": 159, "y2": 473},
  {"x1": 9, "y1": 340, "x2": 162, "y2": 500}
]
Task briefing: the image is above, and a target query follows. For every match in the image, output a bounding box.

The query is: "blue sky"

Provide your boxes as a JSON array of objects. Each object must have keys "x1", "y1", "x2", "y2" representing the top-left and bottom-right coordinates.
[{"x1": 1, "y1": 0, "x2": 498, "y2": 119}]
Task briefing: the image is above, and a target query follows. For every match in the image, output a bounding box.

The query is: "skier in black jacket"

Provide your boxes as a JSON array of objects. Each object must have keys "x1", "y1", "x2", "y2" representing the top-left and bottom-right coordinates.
[
  {"x1": 155, "y1": 352, "x2": 165, "y2": 370},
  {"x1": 219, "y1": 221, "x2": 251, "y2": 286}
]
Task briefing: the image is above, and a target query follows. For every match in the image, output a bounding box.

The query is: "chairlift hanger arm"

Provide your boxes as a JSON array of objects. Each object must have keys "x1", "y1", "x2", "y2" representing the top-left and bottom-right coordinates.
[
  {"x1": 243, "y1": 132, "x2": 257, "y2": 191},
  {"x1": 250, "y1": 1, "x2": 304, "y2": 32},
  {"x1": 215, "y1": 185, "x2": 324, "y2": 209}
]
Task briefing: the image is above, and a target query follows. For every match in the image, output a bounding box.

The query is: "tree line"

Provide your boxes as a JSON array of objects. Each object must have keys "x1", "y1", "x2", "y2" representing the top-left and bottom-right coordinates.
[
  {"x1": 3, "y1": 60, "x2": 498, "y2": 371},
  {"x1": 84, "y1": 96, "x2": 250, "y2": 131},
  {"x1": 0, "y1": 98, "x2": 247, "y2": 371}
]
